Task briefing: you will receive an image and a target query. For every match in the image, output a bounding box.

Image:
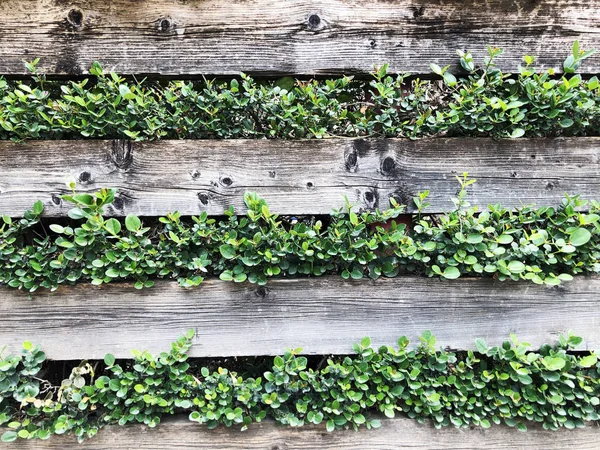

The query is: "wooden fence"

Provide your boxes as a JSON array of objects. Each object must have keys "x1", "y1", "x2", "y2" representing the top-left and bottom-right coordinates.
[{"x1": 1, "y1": 0, "x2": 600, "y2": 447}]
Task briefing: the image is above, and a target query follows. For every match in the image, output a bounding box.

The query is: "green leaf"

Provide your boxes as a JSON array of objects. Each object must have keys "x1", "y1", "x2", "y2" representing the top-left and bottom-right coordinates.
[
  {"x1": 219, "y1": 271, "x2": 233, "y2": 281},
  {"x1": 104, "y1": 354, "x2": 116, "y2": 366},
  {"x1": 49, "y1": 224, "x2": 65, "y2": 234},
  {"x1": 497, "y1": 234, "x2": 513, "y2": 244},
  {"x1": 326, "y1": 419, "x2": 335, "y2": 432},
  {"x1": 580, "y1": 354, "x2": 597, "y2": 368},
  {"x1": 125, "y1": 215, "x2": 141, "y2": 232},
  {"x1": 543, "y1": 356, "x2": 566, "y2": 371},
  {"x1": 466, "y1": 233, "x2": 483, "y2": 244},
  {"x1": 507, "y1": 260, "x2": 525, "y2": 274},
  {"x1": 1, "y1": 431, "x2": 17, "y2": 443},
  {"x1": 510, "y1": 128, "x2": 525, "y2": 138},
  {"x1": 32, "y1": 200, "x2": 44, "y2": 215},
  {"x1": 570, "y1": 228, "x2": 591, "y2": 247},
  {"x1": 474, "y1": 338, "x2": 488, "y2": 354},
  {"x1": 105, "y1": 218, "x2": 121, "y2": 236},
  {"x1": 442, "y1": 266, "x2": 460, "y2": 280},
  {"x1": 219, "y1": 244, "x2": 236, "y2": 259}
]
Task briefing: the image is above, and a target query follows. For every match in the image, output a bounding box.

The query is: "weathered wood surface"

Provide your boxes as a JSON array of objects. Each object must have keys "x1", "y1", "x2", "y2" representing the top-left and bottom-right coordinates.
[
  {"x1": 1, "y1": 138, "x2": 599, "y2": 217},
  {"x1": 10, "y1": 416, "x2": 600, "y2": 449},
  {"x1": 1, "y1": 276, "x2": 599, "y2": 360},
  {"x1": 1, "y1": 0, "x2": 599, "y2": 76}
]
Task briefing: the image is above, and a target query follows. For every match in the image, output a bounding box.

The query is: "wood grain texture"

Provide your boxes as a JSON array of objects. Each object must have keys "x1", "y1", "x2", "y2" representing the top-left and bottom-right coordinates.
[
  {"x1": 1, "y1": 0, "x2": 599, "y2": 76},
  {"x1": 1, "y1": 137, "x2": 599, "y2": 217},
  {"x1": 9, "y1": 416, "x2": 600, "y2": 449},
  {"x1": 1, "y1": 276, "x2": 599, "y2": 360}
]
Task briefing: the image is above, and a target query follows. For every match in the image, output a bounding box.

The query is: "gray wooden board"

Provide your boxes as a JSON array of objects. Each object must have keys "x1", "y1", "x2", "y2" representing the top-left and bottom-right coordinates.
[
  {"x1": 8, "y1": 416, "x2": 600, "y2": 449},
  {"x1": 1, "y1": 138, "x2": 599, "y2": 217},
  {"x1": 1, "y1": 0, "x2": 600, "y2": 75},
  {"x1": 1, "y1": 276, "x2": 599, "y2": 360}
]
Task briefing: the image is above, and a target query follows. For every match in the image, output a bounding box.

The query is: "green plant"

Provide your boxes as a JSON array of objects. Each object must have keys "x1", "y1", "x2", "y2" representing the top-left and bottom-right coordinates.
[
  {"x1": 1, "y1": 42, "x2": 598, "y2": 141},
  {"x1": 1, "y1": 177, "x2": 599, "y2": 293},
  {"x1": 1, "y1": 331, "x2": 599, "y2": 443}
]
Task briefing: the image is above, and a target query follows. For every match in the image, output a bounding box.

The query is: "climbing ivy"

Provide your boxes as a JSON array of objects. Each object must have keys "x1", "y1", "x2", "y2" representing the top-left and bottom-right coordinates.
[
  {"x1": 1, "y1": 176, "x2": 599, "y2": 292},
  {"x1": 1, "y1": 331, "x2": 598, "y2": 443},
  {"x1": 0, "y1": 42, "x2": 598, "y2": 141}
]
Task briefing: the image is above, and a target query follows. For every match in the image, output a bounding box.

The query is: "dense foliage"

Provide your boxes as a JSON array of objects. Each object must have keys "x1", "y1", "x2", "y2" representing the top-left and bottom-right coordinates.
[
  {"x1": 0, "y1": 43, "x2": 598, "y2": 141},
  {"x1": 1, "y1": 177, "x2": 599, "y2": 292},
  {"x1": 1, "y1": 331, "x2": 598, "y2": 443}
]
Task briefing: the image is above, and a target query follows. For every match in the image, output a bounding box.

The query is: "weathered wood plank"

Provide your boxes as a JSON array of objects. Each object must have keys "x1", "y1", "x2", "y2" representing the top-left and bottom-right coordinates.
[
  {"x1": 1, "y1": 0, "x2": 599, "y2": 76},
  {"x1": 1, "y1": 138, "x2": 599, "y2": 217},
  {"x1": 1, "y1": 276, "x2": 599, "y2": 360},
  {"x1": 9, "y1": 416, "x2": 600, "y2": 449}
]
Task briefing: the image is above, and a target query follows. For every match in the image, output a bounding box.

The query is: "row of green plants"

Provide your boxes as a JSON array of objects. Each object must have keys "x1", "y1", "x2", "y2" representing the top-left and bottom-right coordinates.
[
  {"x1": 0, "y1": 43, "x2": 598, "y2": 141},
  {"x1": 1, "y1": 330, "x2": 598, "y2": 443},
  {"x1": 1, "y1": 177, "x2": 599, "y2": 292}
]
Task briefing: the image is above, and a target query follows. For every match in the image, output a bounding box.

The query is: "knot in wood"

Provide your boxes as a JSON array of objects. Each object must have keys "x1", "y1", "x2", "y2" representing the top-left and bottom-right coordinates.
[
  {"x1": 220, "y1": 176, "x2": 233, "y2": 187},
  {"x1": 363, "y1": 190, "x2": 378, "y2": 209},
  {"x1": 67, "y1": 8, "x2": 84, "y2": 28},
  {"x1": 344, "y1": 148, "x2": 358, "y2": 172},
  {"x1": 197, "y1": 193, "x2": 209, "y2": 205},
  {"x1": 79, "y1": 171, "x2": 92, "y2": 183},
  {"x1": 381, "y1": 156, "x2": 397, "y2": 177},
  {"x1": 111, "y1": 140, "x2": 133, "y2": 170},
  {"x1": 412, "y1": 6, "x2": 425, "y2": 18},
  {"x1": 51, "y1": 194, "x2": 62, "y2": 206},
  {"x1": 308, "y1": 14, "x2": 321, "y2": 28},
  {"x1": 112, "y1": 196, "x2": 124, "y2": 210},
  {"x1": 158, "y1": 18, "x2": 173, "y2": 32}
]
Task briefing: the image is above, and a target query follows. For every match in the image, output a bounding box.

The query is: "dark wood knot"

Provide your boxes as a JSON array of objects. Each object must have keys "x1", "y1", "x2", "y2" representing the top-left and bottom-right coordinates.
[
  {"x1": 308, "y1": 14, "x2": 321, "y2": 28},
  {"x1": 220, "y1": 176, "x2": 233, "y2": 187},
  {"x1": 79, "y1": 171, "x2": 92, "y2": 183},
  {"x1": 197, "y1": 193, "x2": 209, "y2": 205},
  {"x1": 51, "y1": 194, "x2": 62, "y2": 206},
  {"x1": 158, "y1": 18, "x2": 173, "y2": 32},
  {"x1": 381, "y1": 156, "x2": 396, "y2": 176},
  {"x1": 67, "y1": 9, "x2": 84, "y2": 28}
]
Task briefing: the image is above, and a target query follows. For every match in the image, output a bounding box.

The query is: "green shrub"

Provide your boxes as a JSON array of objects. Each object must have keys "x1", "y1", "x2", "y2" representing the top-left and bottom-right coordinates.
[
  {"x1": 0, "y1": 43, "x2": 598, "y2": 141},
  {"x1": 1, "y1": 177, "x2": 599, "y2": 292},
  {"x1": 1, "y1": 331, "x2": 598, "y2": 442}
]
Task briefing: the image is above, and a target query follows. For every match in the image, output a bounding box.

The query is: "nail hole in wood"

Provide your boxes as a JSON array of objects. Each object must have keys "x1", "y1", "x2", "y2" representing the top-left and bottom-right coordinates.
[
  {"x1": 269, "y1": 171, "x2": 276, "y2": 178},
  {"x1": 67, "y1": 9, "x2": 83, "y2": 27},
  {"x1": 511, "y1": 172, "x2": 517, "y2": 178},
  {"x1": 220, "y1": 176, "x2": 233, "y2": 187},
  {"x1": 255, "y1": 287, "x2": 267, "y2": 298},
  {"x1": 306, "y1": 181, "x2": 314, "y2": 189},
  {"x1": 370, "y1": 39, "x2": 377, "y2": 49},
  {"x1": 190, "y1": 169, "x2": 201, "y2": 180}
]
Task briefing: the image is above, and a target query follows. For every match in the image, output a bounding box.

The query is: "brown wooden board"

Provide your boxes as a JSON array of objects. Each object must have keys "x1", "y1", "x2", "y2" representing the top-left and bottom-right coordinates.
[
  {"x1": 1, "y1": 138, "x2": 599, "y2": 217},
  {"x1": 1, "y1": 0, "x2": 599, "y2": 76},
  {"x1": 9, "y1": 416, "x2": 600, "y2": 449},
  {"x1": 1, "y1": 276, "x2": 599, "y2": 360}
]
